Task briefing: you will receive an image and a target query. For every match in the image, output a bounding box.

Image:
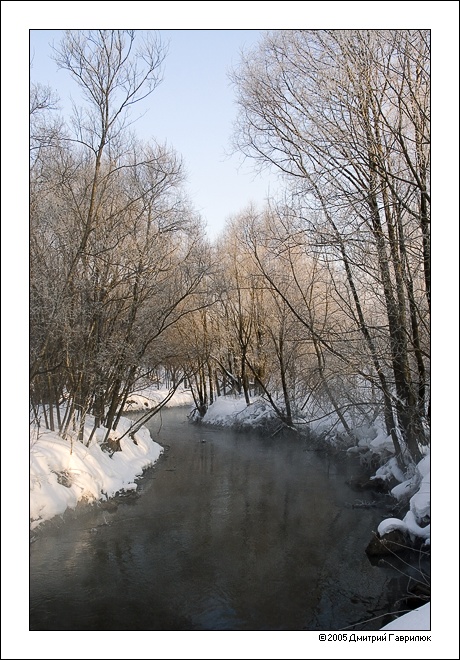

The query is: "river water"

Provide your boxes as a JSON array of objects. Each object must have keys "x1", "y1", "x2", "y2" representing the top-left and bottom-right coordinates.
[{"x1": 30, "y1": 407, "x2": 413, "y2": 631}]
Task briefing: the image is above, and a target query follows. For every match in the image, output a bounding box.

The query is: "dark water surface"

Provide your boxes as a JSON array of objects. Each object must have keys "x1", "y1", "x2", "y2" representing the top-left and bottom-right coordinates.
[{"x1": 30, "y1": 407, "x2": 411, "y2": 631}]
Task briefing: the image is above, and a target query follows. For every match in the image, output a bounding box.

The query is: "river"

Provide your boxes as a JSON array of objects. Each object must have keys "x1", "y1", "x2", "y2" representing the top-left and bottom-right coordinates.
[{"x1": 30, "y1": 407, "x2": 415, "y2": 631}]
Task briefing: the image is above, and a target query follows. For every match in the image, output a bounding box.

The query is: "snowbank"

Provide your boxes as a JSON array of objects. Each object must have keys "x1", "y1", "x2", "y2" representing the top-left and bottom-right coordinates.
[
  {"x1": 123, "y1": 386, "x2": 194, "y2": 411},
  {"x1": 30, "y1": 387, "x2": 195, "y2": 529},
  {"x1": 201, "y1": 395, "x2": 431, "y2": 549},
  {"x1": 377, "y1": 454, "x2": 431, "y2": 544},
  {"x1": 30, "y1": 415, "x2": 163, "y2": 530},
  {"x1": 381, "y1": 602, "x2": 430, "y2": 630},
  {"x1": 31, "y1": 389, "x2": 431, "y2": 551},
  {"x1": 200, "y1": 395, "x2": 278, "y2": 430}
]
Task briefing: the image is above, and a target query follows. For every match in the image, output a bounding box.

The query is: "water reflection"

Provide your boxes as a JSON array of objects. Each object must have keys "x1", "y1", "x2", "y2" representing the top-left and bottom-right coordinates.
[{"x1": 30, "y1": 407, "x2": 409, "y2": 631}]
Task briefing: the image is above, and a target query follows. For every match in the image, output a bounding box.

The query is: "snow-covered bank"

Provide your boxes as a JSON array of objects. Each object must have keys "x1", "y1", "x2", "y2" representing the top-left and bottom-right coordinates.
[
  {"x1": 201, "y1": 395, "x2": 431, "y2": 544},
  {"x1": 31, "y1": 389, "x2": 431, "y2": 552},
  {"x1": 30, "y1": 415, "x2": 162, "y2": 530},
  {"x1": 200, "y1": 396, "x2": 432, "y2": 633},
  {"x1": 199, "y1": 395, "x2": 277, "y2": 429},
  {"x1": 29, "y1": 389, "x2": 431, "y2": 635},
  {"x1": 380, "y1": 602, "x2": 430, "y2": 631},
  {"x1": 203, "y1": 397, "x2": 432, "y2": 634},
  {"x1": 376, "y1": 454, "x2": 430, "y2": 544},
  {"x1": 123, "y1": 386, "x2": 194, "y2": 411},
  {"x1": 30, "y1": 387, "x2": 193, "y2": 529}
]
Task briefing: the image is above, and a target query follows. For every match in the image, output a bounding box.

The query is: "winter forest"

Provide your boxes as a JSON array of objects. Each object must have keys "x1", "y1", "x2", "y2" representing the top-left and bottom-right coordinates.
[{"x1": 30, "y1": 29, "x2": 430, "y2": 469}]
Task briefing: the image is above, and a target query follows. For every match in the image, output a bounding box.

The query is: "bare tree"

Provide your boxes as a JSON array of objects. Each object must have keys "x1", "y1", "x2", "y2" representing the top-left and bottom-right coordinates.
[
  {"x1": 231, "y1": 30, "x2": 430, "y2": 464},
  {"x1": 51, "y1": 29, "x2": 167, "y2": 283},
  {"x1": 30, "y1": 30, "x2": 211, "y2": 446}
]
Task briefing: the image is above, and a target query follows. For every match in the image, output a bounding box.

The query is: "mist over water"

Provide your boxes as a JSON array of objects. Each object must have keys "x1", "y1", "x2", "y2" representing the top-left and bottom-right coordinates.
[{"x1": 30, "y1": 407, "x2": 410, "y2": 631}]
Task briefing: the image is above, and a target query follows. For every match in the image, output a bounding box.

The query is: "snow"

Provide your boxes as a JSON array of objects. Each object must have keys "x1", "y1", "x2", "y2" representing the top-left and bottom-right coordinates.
[
  {"x1": 29, "y1": 387, "x2": 192, "y2": 530},
  {"x1": 375, "y1": 454, "x2": 431, "y2": 544},
  {"x1": 29, "y1": 392, "x2": 433, "y2": 549},
  {"x1": 380, "y1": 602, "x2": 431, "y2": 630},
  {"x1": 201, "y1": 394, "x2": 277, "y2": 429},
  {"x1": 373, "y1": 455, "x2": 406, "y2": 484},
  {"x1": 23, "y1": 390, "x2": 442, "y2": 645},
  {"x1": 123, "y1": 385, "x2": 194, "y2": 411},
  {"x1": 377, "y1": 517, "x2": 409, "y2": 536},
  {"x1": 29, "y1": 392, "x2": 280, "y2": 531},
  {"x1": 18, "y1": 388, "x2": 458, "y2": 658},
  {"x1": 30, "y1": 418, "x2": 162, "y2": 529},
  {"x1": 202, "y1": 394, "x2": 250, "y2": 422},
  {"x1": 369, "y1": 427, "x2": 396, "y2": 453}
]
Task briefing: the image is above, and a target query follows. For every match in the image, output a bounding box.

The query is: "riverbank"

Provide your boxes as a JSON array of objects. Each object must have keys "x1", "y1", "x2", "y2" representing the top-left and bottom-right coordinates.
[
  {"x1": 30, "y1": 387, "x2": 193, "y2": 529},
  {"x1": 29, "y1": 389, "x2": 431, "y2": 633},
  {"x1": 30, "y1": 390, "x2": 431, "y2": 551},
  {"x1": 199, "y1": 395, "x2": 431, "y2": 631}
]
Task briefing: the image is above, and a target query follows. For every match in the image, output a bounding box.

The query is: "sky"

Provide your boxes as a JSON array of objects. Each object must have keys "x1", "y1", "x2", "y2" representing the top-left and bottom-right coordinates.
[
  {"x1": 29, "y1": 28, "x2": 280, "y2": 240},
  {"x1": 25, "y1": 6, "x2": 460, "y2": 242}
]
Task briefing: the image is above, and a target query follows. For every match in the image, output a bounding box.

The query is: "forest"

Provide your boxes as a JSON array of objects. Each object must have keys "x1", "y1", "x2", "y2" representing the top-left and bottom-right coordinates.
[{"x1": 30, "y1": 29, "x2": 430, "y2": 469}]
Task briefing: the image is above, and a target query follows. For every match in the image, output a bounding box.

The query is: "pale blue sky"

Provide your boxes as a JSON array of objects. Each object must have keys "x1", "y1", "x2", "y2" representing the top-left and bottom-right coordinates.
[{"x1": 30, "y1": 29, "x2": 280, "y2": 239}]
